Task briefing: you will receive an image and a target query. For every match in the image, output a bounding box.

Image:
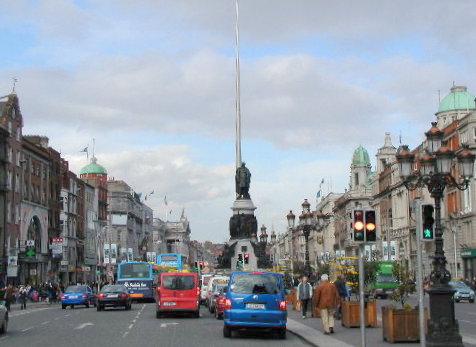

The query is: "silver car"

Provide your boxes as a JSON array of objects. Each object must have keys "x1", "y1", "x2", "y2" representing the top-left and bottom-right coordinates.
[{"x1": 0, "y1": 300, "x2": 7, "y2": 335}]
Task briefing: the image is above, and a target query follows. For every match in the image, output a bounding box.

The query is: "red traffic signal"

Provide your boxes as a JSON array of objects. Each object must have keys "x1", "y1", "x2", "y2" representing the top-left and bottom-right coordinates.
[{"x1": 353, "y1": 210, "x2": 365, "y2": 242}]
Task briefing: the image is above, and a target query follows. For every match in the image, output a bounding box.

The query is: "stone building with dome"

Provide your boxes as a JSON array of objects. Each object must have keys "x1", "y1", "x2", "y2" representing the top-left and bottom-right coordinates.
[{"x1": 333, "y1": 145, "x2": 375, "y2": 257}]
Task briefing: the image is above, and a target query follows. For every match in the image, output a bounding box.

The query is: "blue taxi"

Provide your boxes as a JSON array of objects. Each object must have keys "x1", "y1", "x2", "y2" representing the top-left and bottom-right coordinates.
[
  {"x1": 223, "y1": 271, "x2": 287, "y2": 339},
  {"x1": 61, "y1": 285, "x2": 96, "y2": 309}
]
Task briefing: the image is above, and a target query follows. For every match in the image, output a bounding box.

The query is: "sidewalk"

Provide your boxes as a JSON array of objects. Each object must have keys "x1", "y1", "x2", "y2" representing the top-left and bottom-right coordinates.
[
  {"x1": 286, "y1": 305, "x2": 419, "y2": 347},
  {"x1": 9, "y1": 300, "x2": 59, "y2": 311},
  {"x1": 286, "y1": 305, "x2": 476, "y2": 347}
]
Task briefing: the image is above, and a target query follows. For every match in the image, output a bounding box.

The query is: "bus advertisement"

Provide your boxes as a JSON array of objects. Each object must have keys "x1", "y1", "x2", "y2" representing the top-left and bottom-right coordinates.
[
  {"x1": 156, "y1": 253, "x2": 183, "y2": 271},
  {"x1": 116, "y1": 261, "x2": 159, "y2": 301}
]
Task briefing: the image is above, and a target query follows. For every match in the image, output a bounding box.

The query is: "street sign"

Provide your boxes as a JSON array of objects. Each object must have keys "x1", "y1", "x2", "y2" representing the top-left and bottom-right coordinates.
[
  {"x1": 8, "y1": 256, "x2": 18, "y2": 266},
  {"x1": 26, "y1": 240, "x2": 35, "y2": 247},
  {"x1": 7, "y1": 265, "x2": 18, "y2": 277},
  {"x1": 26, "y1": 248, "x2": 36, "y2": 257},
  {"x1": 60, "y1": 260, "x2": 68, "y2": 266},
  {"x1": 82, "y1": 266, "x2": 91, "y2": 272}
]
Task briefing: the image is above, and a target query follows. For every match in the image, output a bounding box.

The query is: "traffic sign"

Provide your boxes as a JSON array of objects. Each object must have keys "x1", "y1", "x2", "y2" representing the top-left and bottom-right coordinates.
[{"x1": 26, "y1": 248, "x2": 36, "y2": 257}]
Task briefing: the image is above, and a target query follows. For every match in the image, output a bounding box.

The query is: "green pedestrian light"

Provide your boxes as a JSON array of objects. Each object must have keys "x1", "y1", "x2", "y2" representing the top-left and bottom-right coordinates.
[{"x1": 421, "y1": 204, "x2": 435, "y2": 241}]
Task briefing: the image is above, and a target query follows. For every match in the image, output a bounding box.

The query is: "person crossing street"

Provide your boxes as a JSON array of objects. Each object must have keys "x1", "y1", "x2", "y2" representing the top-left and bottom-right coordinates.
[{"x1": 296, "y1": 275, "x2": 313, "y2": 319}]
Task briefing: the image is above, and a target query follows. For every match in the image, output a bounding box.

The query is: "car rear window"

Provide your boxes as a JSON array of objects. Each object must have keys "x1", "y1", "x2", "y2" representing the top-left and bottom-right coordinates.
[
  {"x1": 101, "y1": 285, "x2": 126, "y2": 292},
  {"x1": 65, "y1": 286, "x2": 87, "y2": 292},
  {"x1": 163, "y1": 276, "x2": 195, "y2": 290},
  {"x1": 231, "y1": 274, "x2": 279, "y2": 294}
]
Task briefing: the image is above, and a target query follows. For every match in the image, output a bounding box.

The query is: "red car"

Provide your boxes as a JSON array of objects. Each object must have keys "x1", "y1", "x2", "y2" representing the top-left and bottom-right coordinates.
[
  {"x1": 155, "y1": 272, "x2": 200, "y2": 318},
  {"x1": 214, "y1": 289, "x2": 227, "y2": 319}
]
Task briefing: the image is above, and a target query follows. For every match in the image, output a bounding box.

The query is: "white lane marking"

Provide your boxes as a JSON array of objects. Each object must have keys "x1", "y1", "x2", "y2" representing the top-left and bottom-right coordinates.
[
  {"x1": 9, "y1": 307, "x2": 51, "y2": 317},
  {"x1": 132, "y1": 319, "x2": 136, "y2": 323},
  {"x1": 122, "y1": 332, "x2": 129, "y2": 338},
  {"x1": 75, "y1": 322, "x2": 94, "y2": 330},
  {"x1": 54, "y1": 317, "x2": 61, "y2": 320},
  {"x1": 64, "y1": 314, "x2": 71, "y2": 317},
  {"x1": 22, "y1": 327, "x2": 34, "y2": 332},
  {"x1": 41, "y1": 321, "x2": 50, "y2": 325},
  {"x1": 468, "y1": 312, "x2": 476, "y2": 316},
  {"x1": 128, "y1": 324, "x2": 134, "y2": 329},
  {"x1": 160, "y1": 322, "x2": 179, "y2": 328}
]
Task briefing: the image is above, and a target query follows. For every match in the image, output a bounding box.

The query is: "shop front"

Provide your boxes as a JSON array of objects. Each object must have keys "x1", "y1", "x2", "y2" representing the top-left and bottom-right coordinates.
[{"x1": 462, "y1": 249, "x2": 476, "y2": 280}]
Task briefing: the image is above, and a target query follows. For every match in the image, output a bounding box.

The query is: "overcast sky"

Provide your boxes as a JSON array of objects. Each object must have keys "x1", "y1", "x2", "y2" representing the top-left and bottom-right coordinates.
[{"x1": 1, "y1": 0, "x2": 475, "y2": 242}]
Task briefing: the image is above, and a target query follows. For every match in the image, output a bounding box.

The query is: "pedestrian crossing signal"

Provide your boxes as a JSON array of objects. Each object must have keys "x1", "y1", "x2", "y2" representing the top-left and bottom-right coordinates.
[{"x1": 421, "y1": 204, "x2": 435, "y2": 241}]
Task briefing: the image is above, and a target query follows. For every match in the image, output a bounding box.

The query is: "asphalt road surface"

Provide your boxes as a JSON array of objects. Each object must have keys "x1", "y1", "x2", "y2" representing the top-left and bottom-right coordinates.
[{"x1": 0, "y1": 303, "x2": 310, "y2": 347}]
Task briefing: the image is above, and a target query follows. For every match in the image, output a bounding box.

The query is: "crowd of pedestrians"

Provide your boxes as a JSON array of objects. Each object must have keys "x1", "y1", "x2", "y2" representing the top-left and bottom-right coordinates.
[{"x1": 295, "y1": 273, "x2": 351, "y2": 335}]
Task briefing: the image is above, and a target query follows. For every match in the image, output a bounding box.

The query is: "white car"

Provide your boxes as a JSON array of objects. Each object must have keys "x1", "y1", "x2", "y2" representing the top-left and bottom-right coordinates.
[
  {"x1": 200, "y1": 275, "x2": 214, "y2": 305},
  {"x1": 0, "y1": 300, "x2": 8, "y2": 335},
  {"x1": 206, "y1": 276, "x2": 229, "y2": 312}
]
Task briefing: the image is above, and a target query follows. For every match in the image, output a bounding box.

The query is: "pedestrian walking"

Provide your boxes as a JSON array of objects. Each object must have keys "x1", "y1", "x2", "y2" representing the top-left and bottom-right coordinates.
[
  {"x1": 4, "y1": 285, "x2": 14, "y2": 312},
  {"x1": 19, "y1": 286, "x2": 27, "y2": 310},
  {"x1": 333, "y1": 275, "x2": 349, "y2": 320},
  {"x1": 296, "y1": 275, "x2": 313, "y2": 319},
  {"x1": 315, "y1": 274, "x2": 339, "y2": 335}
]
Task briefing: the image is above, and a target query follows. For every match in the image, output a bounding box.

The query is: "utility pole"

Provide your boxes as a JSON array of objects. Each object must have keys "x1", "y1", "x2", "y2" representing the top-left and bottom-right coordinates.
[
  {"x1": 358, "y1": 244, "x2": 366, "y2": 347},
  {"x1": 414, "y1": 199, "x2": 426, "y2": 347}
]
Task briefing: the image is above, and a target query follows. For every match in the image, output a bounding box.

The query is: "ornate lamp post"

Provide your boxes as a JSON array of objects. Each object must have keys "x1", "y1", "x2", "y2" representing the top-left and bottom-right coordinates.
[
  {"x1": 396, "y1": 122, "x2": 475, "y2": 347},
  {"x1": 286, "y1": 210, "x2": 295, "y2": 274},
  {"x1": 299, "y1": 199, "x2": 314, "y2": 276}
]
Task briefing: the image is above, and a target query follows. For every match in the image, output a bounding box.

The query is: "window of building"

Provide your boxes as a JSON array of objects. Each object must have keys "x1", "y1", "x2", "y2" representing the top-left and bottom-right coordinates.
[
  {"x1": 355, "y1": 173, "x2": 359, "y2": 186},
  {"x1": 463, "y1": 185, "x2": 472, "y2": 213},
  {"x1": 473, "y1": 127, "x2": 476, "y2": 140},
  {"x1": 16, "y1": 128, "x2": 21, "y2": 141},
  {"x1": 6, "y1": 202, "x2": 11, "y2": 223}
]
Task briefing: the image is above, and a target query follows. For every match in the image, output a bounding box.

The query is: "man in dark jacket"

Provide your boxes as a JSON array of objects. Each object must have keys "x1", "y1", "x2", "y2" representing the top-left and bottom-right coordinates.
[{"x1": 296, "y1": 275, "x2": 313, "y2": 319}]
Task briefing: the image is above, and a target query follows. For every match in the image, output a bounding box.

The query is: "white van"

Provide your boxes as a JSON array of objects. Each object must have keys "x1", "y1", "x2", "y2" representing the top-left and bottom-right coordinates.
[{"x1": 200, "y1": 274, "x2": 214, "y2": 304}]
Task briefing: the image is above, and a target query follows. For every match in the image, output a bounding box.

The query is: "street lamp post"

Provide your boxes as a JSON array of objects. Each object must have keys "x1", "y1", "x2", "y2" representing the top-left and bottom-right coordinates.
[{"x1": 396, "y1": 122, "x2": 475, "y2": 347}]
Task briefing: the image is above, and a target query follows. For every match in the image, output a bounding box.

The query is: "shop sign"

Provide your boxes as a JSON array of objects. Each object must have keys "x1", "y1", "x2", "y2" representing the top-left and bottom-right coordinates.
[
  {"x1": 461, "y1": 249, "x2": 476, "y2": 258},
  {"x1": 7, "y1": 265, "x2": 18, "y2": 277},
  {"x1": 30, "y1": 269, "x2": 37, "y2": 276}
]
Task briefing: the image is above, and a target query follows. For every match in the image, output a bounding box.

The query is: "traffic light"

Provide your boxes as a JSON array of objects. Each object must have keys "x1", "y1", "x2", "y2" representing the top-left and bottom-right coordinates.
[
  {"x1": 236, "y1": 254, "x2": 243, "y2": 268},
  {"x1": 421, "y1": 204, "x2": 435, "y2": 241},
  {"x1": 365, "y1": 210, "x2": 377, "y2": 242},
  {"x1": 353, "y1": 210, "x2": 365, "y2": 242},
  {"x1": 244, "y1": 253, "x2": 249, "y2": 264},
  {"x1": 199, "y1": 261, "x2": 204, "y2": 270}
]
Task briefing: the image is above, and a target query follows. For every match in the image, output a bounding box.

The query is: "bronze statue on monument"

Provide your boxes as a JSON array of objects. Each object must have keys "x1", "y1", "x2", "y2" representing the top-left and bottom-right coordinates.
[{"x1": 235, "y1": 162, "x2": 251, "y2": 199}]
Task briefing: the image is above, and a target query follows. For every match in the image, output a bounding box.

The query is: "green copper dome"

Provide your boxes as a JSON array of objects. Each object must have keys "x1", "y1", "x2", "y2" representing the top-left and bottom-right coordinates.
[
  {"x1": 352, "y1": 145, "x2": 371, "y2": 166},
  {"x1": 80, "y1": 156, "x2": 107, "y2": 175},
  {"x1": 438, "y1": 86, "x2": 476, "y2": 113}
]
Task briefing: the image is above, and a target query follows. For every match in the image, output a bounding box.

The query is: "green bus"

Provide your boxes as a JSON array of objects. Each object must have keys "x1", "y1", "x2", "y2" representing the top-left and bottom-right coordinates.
[{"x1": 371, "y1": 261, "x2": 399, "y2": 299}]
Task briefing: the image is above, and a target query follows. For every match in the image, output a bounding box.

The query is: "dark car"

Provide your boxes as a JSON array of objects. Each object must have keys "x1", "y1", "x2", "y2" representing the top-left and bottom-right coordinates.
[
  {"x1": 97, "y1": 284, "x2": 132, "y2": 311},
  {"x1": 0, "y1": 299, "x2": 7, "y2": 335},
  {"x1": 61, "y1": 285, "x2": 96, "y2": 309},
  {"x1": 223, "y1": 271, "x2": 287, "y2": 339}
]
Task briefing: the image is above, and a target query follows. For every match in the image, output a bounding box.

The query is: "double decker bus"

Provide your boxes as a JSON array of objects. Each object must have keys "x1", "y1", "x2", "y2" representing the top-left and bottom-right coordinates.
[
  {"x1": 156, "y1": 253, "x2": 183, "y2": 271},
  {"x1": 116, "y1": 261, "x2": 160, "y2": 301}
]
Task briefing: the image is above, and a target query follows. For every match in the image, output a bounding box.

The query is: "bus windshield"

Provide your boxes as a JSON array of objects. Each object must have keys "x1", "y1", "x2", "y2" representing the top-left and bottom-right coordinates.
[{"x1": 119, "y1": 263, "x2": 150, "y2": 279}]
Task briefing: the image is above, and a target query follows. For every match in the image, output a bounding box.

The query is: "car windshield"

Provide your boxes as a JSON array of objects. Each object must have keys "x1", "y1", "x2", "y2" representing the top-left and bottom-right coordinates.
[
  {"x1": 231, "y1": 274, "x2": 279, "y2": 294},
  {"x1": 163, "y1": 276, "x2": 195, "y2": 290},
  {"x1": 376, "y1": 273, "x2": 398, "y2": 284},
  {"x1": 65, "y1": 286, "x2": 87, "y2": 292},
  {"x1": 215, "y1": 284, "x2": 228, "y2": 293},
  {"x1": 101, "y1": 285, "x2": 126, "y2": 293},
  {"x1": 450, "y1": 281, "x2": 469, "y2": 288}
]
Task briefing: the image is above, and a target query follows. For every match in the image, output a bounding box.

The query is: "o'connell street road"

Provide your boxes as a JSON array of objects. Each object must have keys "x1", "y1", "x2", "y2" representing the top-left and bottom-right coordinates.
[{"x1": 0, "y1": 303, "x2": 309, "y2": 347}]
